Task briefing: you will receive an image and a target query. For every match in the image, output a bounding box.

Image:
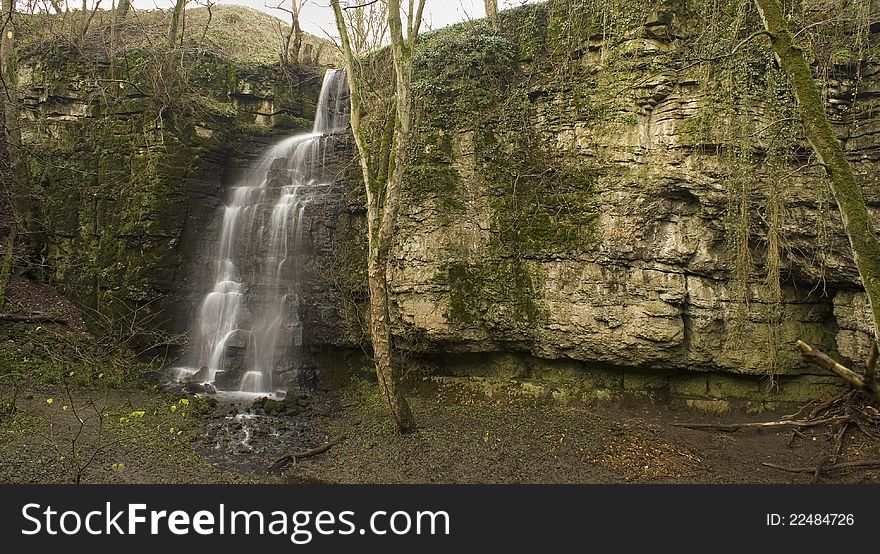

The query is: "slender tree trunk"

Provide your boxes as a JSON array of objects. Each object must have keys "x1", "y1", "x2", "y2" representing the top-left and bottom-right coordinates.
[
  {"x1": 291, "y1": 24, "x2": 302, "y2": 65},
  {"x1": 168, "y1": 0, "x2": 187, "y2": 45},
  {"x1": 366, "y1": 255, "x2": 414, "y2": 430},
  {"x1": 753, "y1": 0, "x2": 880, "y2": 345},
  {"x1": 117, "y1": 0, "x2": 130, "y2": 16},
  {"x1": 0, "y1": 227, "x2": 15, "y2": 310},
  {"x1": 81, "y1": 0, "x2": 87, "y2": 47},
  {"x1": 332, "y1": 0, "x2": 417, "y2": 432},
  {"x1": 484, "y1": 0, "x2": 499, "y2": 29},
  {"x1": 1, "y1": 0, "x2": 31, "y2": 235},
  {"x1": 1, "y1": 0, "x2": 29, "y2": 302},
  {"x1": 291, "y1": 0, "x2": 303, "y2": 65},
  {"x1": 110, "y1": 0, "x2": 117, "y2": 80}
]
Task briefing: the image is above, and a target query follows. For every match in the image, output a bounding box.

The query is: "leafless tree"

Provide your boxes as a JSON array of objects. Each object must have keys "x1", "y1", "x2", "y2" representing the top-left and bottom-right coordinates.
[
  {"x1": 342, "y1": 0, "x2": 387, "y2": 54},
  {"x1": 267, "y1": 0, "x2": 309, "y2": 68},
  {"x1": 331, "y1": 0, "x2": 428, "y2": 432}
]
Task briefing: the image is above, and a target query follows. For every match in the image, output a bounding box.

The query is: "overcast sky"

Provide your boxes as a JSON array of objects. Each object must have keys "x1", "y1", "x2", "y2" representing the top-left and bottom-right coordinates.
[{"x1": 130, "y1": 0, "x2": 535, "y2": 40}]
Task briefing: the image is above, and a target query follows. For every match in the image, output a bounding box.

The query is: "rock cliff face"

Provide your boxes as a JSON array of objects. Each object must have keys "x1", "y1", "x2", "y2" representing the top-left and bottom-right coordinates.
[
  {"x1": 16, "y1": 11, "x2": 325, "y2": 341},
  {"x1": 318, "y1": 0, "x2": 880, "y2": 404},
  {"x1": 17, "y1": 2, "x2": 880, "y2": 406}
]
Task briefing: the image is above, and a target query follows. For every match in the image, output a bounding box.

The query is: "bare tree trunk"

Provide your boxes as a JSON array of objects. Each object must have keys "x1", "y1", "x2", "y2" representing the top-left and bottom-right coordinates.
[
  {"x1": 0, "y1": 0, "x2": 29, "y2": 304},
  {"x1": 110, "y1": 0, "x2": 117, "y2": 79},
  {"x1": 0, "y1": 227, "x2": 15, "y2": 310},
  {"x1": 753, "y1": 0, "x2": 880, "y2": 346},
  {"x1": 366, "y1": 256, "x2": 414, "y2": 430},
  {"x1": 290, "y1": 0, "x2": 303, "y2": 65},
  {"x1": 168, "y1": 0, "x2": 187, "y2": 46},
  {"x1": 484, "y1": 0, "x2": 499, "y2": 29},
  {"x1": 1, "y1": 0, "x2": 31, "y2": 236},
  {"x1": 331, "y1": 0, "x2": 420, "y2": 432}
]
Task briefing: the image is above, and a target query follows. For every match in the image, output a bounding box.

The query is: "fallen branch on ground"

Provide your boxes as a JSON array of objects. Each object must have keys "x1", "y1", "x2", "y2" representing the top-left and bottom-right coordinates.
[
  {"x1": 672, "y1": 415, "x2": 848, "y2": 432},
  {"x1": 679, "y1": 388, "x2": 880, "y2": 482},
  {"x1": 267, "y1": 435, "x2": 345, "y2": 473},
  {"x1": 763, "y1": 459, "x2": 880, "y2": 482},
  {"x1": 0, "y1": 312, "x2": 66, "y2": 324}
]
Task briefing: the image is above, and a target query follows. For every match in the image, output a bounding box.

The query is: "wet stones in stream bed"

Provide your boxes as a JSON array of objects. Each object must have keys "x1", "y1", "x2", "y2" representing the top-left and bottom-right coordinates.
[{"x1": 199, "y1": 389, "x2": 335, "y2": 474}]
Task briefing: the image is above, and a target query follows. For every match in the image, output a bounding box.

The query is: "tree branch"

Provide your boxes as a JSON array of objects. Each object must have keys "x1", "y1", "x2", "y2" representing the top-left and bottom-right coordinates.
[
  {"x1": 796, "y1": 340, "x2": 880, "y2": 402},
  {"x1": 343, "y1": 0, "x2": 379, "y2": 9}
]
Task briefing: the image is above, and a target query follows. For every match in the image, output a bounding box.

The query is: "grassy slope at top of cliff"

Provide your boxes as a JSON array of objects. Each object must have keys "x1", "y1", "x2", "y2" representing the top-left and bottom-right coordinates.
[{"x1": 16, "y1": 5, "x2": 338, "y2": 69}]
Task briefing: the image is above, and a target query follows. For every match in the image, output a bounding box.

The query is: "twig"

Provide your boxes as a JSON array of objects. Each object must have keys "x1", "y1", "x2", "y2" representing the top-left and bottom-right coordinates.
[
  {"x1": 831, "y1": 421, "x2": 848, "y2": 460},
  {"x1": 788, "y1": 427, "x2": 808, "y2": 447},
  {"x1": 761, "y1": 462, "x2": 814, "y2": 473},
  {"x1": 808, "y1": 390, "x2": 853, "y2": 420},
  {"x1": 343, "y1": 0, "x2": 380, "y2": 9},
  {"x1": 267, "y1": 435, "x2": 345, "y2": 473},
  {"x1": 764, "y1": 459, "x2": 880, "y2": 474}
]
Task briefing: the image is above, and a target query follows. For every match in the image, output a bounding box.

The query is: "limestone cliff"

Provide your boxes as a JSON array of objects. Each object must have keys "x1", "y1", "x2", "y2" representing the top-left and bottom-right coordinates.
[
  {"x1": 320, "y1": 0, "x2": 880, "y2": 403},
  {"x1": 15, "y1": 2, "x2": 880, "y2": 406}
]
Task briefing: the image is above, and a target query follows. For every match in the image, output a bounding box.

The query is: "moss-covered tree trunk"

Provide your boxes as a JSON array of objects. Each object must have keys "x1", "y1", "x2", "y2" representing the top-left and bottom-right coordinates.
[
  {"x1": 332, "y1": 0, "x2": 423, "y2": 432},
  {"x1": 0, "y1": 0, "x2": 31, "y2": 300},
  {"x1": 753, "y1": 0, "x2": 880, "y2": 345},
  {"x1": 0, "y1": 228, "x2": 14, "y2": 310}
]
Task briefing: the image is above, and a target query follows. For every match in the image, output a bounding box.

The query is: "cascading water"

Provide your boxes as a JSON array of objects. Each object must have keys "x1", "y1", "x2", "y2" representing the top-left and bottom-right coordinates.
[{"x1": 169, "y1": 69, "x2": 350, "y2": 395}]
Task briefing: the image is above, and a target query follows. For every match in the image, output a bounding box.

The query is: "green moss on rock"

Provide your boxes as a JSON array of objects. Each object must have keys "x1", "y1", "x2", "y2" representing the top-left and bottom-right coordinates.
[{"x1": 445, "y1": 259, "x2": 544, "y2": 330}]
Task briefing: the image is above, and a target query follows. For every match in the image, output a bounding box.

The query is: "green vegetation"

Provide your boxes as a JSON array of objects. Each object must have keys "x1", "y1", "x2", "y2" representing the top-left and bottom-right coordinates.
[
  {"x1": 445, "y1": 259, "x2": 543, "y2": 329},
  {"x1": 0, "y1": 323, "x2": 152, "y2": 389},
  {"x1": 17, "y1": 6, "x2": 336, "y2": 69}
]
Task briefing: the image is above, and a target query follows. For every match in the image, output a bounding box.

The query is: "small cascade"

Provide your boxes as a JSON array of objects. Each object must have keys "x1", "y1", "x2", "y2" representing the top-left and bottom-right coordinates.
[{"x1": 169, "y1": 69, "x2": 350, "y2": 395}]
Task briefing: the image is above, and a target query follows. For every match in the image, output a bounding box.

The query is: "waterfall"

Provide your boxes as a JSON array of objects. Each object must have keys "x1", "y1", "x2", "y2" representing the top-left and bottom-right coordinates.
[{"x1": 169, "y1": 69, "x2": 350, "y2": 395}]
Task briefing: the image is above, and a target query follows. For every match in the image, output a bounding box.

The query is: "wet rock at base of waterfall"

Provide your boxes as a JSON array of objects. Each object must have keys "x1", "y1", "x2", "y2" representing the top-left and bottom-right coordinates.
[
  {"x1": 198, "y1": 395, "x2": 219, "y2": 411},
  {"x1": 252, "y1": 394, "x2": 300, "y2": 416},
  {"x1": 183, "y1": 381, "x2": 217, "y2": 395},
  {"x1": 191, "y1": 366, "x2": 211, "y2": 382},
  {"x1": 214, "y1": 369, "x2": 241, "y2": 390}
]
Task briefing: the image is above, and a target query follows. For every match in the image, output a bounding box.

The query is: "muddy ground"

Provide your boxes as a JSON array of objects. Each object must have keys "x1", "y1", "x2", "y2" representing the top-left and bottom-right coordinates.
[{"x1": 2, "y1": 375, "x2": 878, "y2": 484}]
